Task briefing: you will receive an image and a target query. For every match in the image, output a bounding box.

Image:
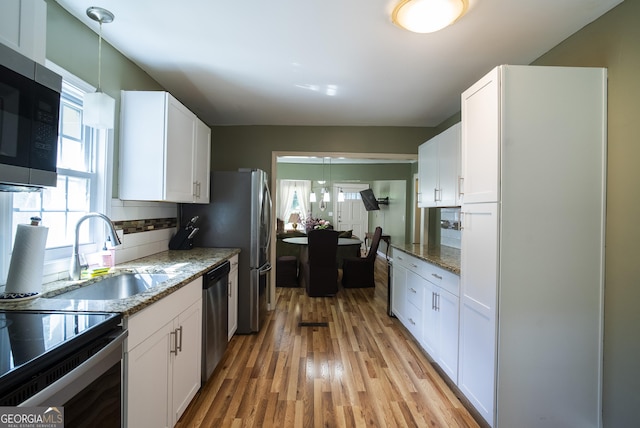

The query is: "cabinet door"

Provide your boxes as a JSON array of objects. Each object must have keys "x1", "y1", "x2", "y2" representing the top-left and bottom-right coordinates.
[
  {"x1": 461, "y1": 67, "x2": 500, "y2": 204},
  {"x1": 418, "y1": 139, "x2": 438, "y2": 207},
  {"x1": 459, "y1": 202, "x2": 498, "y2": 426},
  {"x1": 0, "y1": 0, "x2": 46, "y2": 63},
  {"x1": 438, "y1": 123, "x2": 461, "y2": 207},
  {"x1": 172, "y1": 301, "x2": 202, "y2": 424},
  {"x1": 391, "y1": 261, "x2": 407, "y2": 322},
  {"x1": 165, "y1": 95, "x2": 197, "y2": 202},
  {"x1": 437, "y1": 288, "x2": 459, "y2": 384},
  {"x1": 228, "y1": 259, "x2": 239, "y2": 341},
  {"x1": 421, "y1": 281, "x2": 439, "y2": 358},
  {"x1": 193, "y1": 118, "x2": 211, "y2": 203},
  {"x1": 127, "y1": 322, "x2": 174, "y2": 428}
]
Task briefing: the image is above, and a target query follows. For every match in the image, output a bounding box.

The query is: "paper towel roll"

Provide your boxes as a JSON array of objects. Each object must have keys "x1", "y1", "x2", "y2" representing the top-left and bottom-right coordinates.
[{"x1": 5, "y1": 224, "x2": 49, "y2": 295}]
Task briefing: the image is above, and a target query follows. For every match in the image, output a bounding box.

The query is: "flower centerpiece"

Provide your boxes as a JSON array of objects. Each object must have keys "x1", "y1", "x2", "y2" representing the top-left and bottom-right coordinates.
[{"x1": 303, "y1": 213, "x2": 331, "y2": 232}]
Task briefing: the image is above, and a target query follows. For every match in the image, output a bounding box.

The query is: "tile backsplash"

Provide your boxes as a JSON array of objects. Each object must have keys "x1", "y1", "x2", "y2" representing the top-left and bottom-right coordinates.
[{"x1": 109, "y1": 199, "x2": 178, "y2": 265}]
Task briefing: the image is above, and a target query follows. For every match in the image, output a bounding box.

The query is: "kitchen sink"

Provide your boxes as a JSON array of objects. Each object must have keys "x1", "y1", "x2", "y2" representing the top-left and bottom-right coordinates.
[{"x1": 51, "y1": 272, "x2": 175, "y2": 300}]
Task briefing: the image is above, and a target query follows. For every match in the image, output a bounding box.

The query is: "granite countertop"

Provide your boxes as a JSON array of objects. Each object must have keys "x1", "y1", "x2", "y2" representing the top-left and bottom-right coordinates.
[
  {"x1": 0, "y1": 247, "x2": 240, "y2": 317},
  {"x1": 390, "y1": 243, "x2": 461, "y2": 275}
]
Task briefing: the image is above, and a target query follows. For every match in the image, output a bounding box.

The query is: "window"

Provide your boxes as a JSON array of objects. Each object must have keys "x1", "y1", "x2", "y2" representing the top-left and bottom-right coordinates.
[
  {"x1": 0, "y1": 65, "x2": 112, "y2": 284},
  {"x1": 277, "y1": 180, "x2": 311, "y2": 230}
]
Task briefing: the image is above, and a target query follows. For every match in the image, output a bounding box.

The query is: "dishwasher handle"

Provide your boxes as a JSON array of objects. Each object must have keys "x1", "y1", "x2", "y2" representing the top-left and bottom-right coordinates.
[{"x1": 204, "y1": 260, "x2": 231, "y2": 289}]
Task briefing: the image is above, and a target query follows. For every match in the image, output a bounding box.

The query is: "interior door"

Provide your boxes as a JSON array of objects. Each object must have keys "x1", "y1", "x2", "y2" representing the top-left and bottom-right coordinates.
[{"x1": 333, "y1": 183, "x2": 368, "y2": 238}]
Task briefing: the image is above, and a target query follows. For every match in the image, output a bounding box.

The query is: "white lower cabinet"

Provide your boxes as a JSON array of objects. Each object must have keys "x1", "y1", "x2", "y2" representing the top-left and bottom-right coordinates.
[
  {"x1": 228, "y1": 254, "x2": 239, "y2": 341},
  {"x1": 391, "y1": 248, "x2": 460, "y2": 384},
  {"x1": 125, "y1": 278, "x2": 202, "y2": 428}
]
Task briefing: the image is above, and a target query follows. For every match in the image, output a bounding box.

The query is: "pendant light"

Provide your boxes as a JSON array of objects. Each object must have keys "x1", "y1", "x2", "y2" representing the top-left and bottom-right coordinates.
[
  {"x1": 84, "y1": 7, "x2": 116, "y2": 129},
  {"x1": 323, "y1": 158, "x2": 331, "y2": 202},
  {"x1": 392, "y1": 0, "x2": 468, "y2": 34}
]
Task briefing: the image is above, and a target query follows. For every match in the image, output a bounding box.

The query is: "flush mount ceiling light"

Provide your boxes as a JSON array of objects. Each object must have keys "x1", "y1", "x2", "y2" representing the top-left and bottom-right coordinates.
[
  {"x1": 84, "y1": 6, "x2": 115, "y2": 129},
  {"x1": 392, "y1": 0, "x2": 468, "y2": 34}
]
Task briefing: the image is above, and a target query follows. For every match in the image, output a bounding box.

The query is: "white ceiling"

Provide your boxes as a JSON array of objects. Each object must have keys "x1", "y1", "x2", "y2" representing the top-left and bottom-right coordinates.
[{"x1": 55, "y1": 0, "x2": 621, "y2": 127}]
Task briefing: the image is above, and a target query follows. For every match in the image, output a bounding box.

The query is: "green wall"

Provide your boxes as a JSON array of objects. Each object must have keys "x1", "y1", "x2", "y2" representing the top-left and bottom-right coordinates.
[
  {"x1": 210, "y1": 125, "x2": 435, "y2": 174},
  {"x1": 530, "y1": 2, "x2": 640, "y2": 425}
]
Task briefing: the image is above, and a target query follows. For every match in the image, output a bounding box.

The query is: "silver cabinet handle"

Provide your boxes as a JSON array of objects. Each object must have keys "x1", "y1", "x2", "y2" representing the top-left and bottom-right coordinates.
[
  {"x1": 176, "y1": 326, "x2": 183, "y2": 353},
  {"x1": 432, "y1": 292, "x2": 436, "y2": 310},
  {"x1": 433, "y1": 188, "x2": 438, "y2": 202},
  {"x1": 432, "y1": 273, "x2": 442, "y2": 280},
  {"x1": 410, "y1": 263, "x2": 418, "y2": 268},
  {"x1": 409, "y1": 318, "x2": 416, "y2": 325},
  {"x1": 228, "y1": 280, "x2": 232, "y2": 297},
  {"x1": 458, "y1": 176, "x2": 464, "y2": 197},
  {"x1": 409, "y1": 287, "x2": 417, "y2": 294},
  {"x1": 170, "y1": 330, "x2": 178, "y2": 355}
]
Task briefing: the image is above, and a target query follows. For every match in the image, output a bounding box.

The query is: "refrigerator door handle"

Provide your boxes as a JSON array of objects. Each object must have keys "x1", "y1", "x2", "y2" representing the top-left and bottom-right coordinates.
[
  {"x1": 264, "y1": 184, "x2": 273, "y2": 247},
  {"x1": 259, "y1": 262, "x2": 272, "y2": 274}
]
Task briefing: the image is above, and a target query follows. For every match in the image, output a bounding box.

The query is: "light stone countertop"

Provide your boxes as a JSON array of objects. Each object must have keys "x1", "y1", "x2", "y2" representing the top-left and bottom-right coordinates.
[
  {"x1": 0, "y1": 247, "x2": 240, "y2": 316},
  {"x1": 390, "y1": 243, "x2": 460, "y2": 275}
]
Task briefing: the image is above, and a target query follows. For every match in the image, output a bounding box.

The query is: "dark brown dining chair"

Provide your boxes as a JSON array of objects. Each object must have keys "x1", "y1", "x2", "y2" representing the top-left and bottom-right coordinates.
[
  {"x1": 304, "y1": 229, "x2": 340, "y2": 297},
  {"x1": 341, "y1": 226, "x2": 382, "y2": 288}
]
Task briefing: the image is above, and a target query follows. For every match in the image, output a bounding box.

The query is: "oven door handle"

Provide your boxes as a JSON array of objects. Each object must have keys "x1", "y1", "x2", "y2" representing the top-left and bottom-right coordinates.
[{"x1": 20, "y1": 330, "x2": 128, "y2": 407}]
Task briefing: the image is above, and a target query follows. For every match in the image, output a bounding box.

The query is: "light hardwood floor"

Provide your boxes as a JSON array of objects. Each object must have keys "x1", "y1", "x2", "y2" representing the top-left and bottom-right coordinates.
[{"x1": 176, "y1": 257, "x2": 480, "y2": 427}]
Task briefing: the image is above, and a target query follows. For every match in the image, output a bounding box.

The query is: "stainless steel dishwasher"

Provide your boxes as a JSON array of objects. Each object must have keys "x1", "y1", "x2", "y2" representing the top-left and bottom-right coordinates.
[{"x1": 202, "y1": 261, "x2": 230, "y2": 385}]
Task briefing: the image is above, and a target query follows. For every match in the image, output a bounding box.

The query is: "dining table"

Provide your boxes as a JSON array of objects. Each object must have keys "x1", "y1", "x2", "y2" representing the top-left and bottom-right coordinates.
[{"x1": 282, "y1": 236, "x2": 363, "y2": 288}]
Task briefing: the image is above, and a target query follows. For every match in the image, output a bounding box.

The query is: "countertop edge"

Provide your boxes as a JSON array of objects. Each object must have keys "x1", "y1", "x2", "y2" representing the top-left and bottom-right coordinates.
[
  {"x1": 390, "y1": 244, "x2": 461, "y2": 275},
  {"x1": 0, "y1": 248, "x2": 241, "y2": 316}
]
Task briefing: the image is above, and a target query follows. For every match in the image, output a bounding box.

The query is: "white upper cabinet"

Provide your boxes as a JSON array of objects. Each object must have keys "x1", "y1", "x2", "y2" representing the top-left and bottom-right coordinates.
[
  {"x1": 119, "y1": 91, "x2": 211, "y2": 203},
  {"x1": 418, "y1": 122, "x2": 461, "y2": 207},
  {"x1": 460, "y1": 69, "x2": 500, "y2": 204},
  {"x1": 0, "y1": 0, "x2": 46, "y2": 64},
  {"x1": 193, "y1": 118, "x2": 211, "y2": 203}
]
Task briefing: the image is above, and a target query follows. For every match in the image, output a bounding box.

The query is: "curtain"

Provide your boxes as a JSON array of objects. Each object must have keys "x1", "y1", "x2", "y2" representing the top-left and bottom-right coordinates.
[{"x1": 277, "y1": 180, "x2": 311, "y2": 224}]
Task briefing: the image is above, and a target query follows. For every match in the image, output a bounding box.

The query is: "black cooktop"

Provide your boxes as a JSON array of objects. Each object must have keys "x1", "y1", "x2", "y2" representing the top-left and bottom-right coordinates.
[{"x1": 0, "y1": 310, "x2": 121, "y2": 404}]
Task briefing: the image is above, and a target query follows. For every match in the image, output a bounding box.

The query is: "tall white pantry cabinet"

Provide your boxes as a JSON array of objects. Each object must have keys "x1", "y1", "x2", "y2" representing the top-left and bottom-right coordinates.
[{"x1": 459, "y1": 65, "x2": 606, "y2": 428}]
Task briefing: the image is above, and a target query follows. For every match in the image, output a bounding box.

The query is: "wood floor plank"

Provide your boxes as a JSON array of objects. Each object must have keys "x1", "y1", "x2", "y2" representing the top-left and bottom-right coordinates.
[{"x1": 176, "y1": 256, "x2": 480, "y2": 428}]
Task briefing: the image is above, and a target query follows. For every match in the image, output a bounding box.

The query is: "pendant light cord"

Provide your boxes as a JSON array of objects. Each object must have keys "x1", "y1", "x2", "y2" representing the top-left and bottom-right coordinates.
[{"x1": 97, "y1": 21, "x2": 103, "y2": 92}]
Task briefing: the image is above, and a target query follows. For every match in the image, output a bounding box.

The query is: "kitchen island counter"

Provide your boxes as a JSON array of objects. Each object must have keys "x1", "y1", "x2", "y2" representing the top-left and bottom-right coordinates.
[
  {"x1": 390, "y1": 243, "x2": 460, "y2": 275},
  {"x1": 0, "y1": 247, "x2": 240, "y2": 316}
]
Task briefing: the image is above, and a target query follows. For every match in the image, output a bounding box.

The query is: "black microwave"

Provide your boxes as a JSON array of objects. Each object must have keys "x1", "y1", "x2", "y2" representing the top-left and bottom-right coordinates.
[{"x1": 0, "y1": 43, "x2": 62, "y2": 191}]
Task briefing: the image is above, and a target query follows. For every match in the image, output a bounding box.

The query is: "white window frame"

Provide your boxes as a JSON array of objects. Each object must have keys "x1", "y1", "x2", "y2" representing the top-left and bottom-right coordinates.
[{"x1": 0, "y1": 62, "x2": 113, "y2": 285}]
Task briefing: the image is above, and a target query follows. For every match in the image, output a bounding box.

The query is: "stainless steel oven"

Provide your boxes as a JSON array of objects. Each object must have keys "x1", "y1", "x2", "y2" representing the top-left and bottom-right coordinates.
[{"x1": 0, "y1": 311, "x2": 126, "y2": 427}]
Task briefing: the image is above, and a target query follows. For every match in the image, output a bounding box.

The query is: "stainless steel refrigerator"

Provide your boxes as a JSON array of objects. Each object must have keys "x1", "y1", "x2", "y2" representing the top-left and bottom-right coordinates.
[{"x1": 181, "y1": 169, "x2": 272, "y2": 334}]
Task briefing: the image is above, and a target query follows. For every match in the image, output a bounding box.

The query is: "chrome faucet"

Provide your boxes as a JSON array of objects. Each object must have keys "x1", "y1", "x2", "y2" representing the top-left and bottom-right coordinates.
[{"x1": 69, "y1": 212, "x2": 122, "y2": 280}]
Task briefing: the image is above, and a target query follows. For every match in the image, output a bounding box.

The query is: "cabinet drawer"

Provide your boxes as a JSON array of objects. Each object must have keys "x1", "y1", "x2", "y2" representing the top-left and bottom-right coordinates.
[
  {"x1": 406, "y1": 270, "x2": 425, "y2": 311},
  {"x1": 404, "y1": 301, "x2": 423, "y2": 339},
  {"x1": 423, "y1": 264, "x2": 460, "y2": 297},
  {"x1": 392, "y1": 249, "x2": 421, "y2": 272}
]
